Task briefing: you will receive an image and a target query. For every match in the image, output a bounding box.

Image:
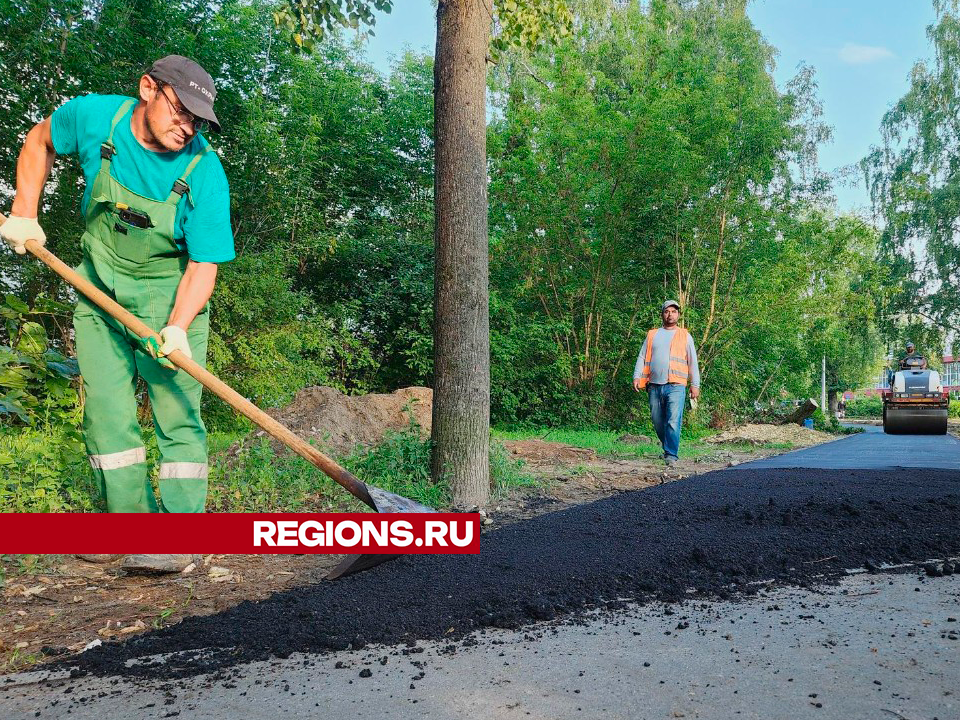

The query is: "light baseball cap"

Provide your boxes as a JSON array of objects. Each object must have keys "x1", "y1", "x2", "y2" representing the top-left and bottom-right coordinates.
[{"x1": 661, "y1": 300, "x2": 680, "y2": 312}]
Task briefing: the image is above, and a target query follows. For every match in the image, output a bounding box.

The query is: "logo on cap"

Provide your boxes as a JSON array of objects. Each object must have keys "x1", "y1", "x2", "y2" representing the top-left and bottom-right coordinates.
[{"x1": 189, "y1": 81, "x2": 214, "y2": 101}]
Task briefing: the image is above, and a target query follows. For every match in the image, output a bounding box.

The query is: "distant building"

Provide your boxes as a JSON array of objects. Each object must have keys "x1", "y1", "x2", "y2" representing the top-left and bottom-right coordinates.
[{"x1": 943, "y1": 354, "x2": 960, "y2": 391}]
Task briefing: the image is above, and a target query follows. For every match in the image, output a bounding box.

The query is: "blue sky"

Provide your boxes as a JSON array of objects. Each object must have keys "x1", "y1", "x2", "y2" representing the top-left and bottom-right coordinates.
[{"x1": 361, "y1": 1, "x2": 939, "y2": 214}]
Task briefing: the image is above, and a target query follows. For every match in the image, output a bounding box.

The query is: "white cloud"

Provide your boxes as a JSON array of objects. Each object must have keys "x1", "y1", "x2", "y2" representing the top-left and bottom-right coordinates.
[{"x1": 838, "y1": 43, "x2": 895, "y2": 65}]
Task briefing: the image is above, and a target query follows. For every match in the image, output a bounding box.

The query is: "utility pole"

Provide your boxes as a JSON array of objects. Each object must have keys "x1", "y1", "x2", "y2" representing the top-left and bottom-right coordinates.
[{"x1": 821, "y1": 355, "x2": 827, "y2": 415}]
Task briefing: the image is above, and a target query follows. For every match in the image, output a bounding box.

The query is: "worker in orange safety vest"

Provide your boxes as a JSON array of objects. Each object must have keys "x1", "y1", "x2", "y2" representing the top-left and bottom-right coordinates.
[{"x1": 632, "y1": 300, "x2": 701, "y2": 466}]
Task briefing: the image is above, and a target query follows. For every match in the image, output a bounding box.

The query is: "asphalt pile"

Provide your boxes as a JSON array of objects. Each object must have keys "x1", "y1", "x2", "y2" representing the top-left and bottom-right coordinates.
[{"x1": 65, "y1": 468, "x2": 960, "y2": 679}]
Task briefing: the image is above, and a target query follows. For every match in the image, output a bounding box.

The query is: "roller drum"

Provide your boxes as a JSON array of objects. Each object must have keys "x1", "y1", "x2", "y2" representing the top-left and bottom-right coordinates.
[{"x1": 883, "y1": 405, "x2": 948, "y2": 435}]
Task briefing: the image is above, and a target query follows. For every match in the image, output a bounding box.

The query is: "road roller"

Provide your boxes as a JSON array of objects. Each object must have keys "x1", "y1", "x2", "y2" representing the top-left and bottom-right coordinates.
[{"x1": 882, "y1": 356, "x2": 949, "y2": 434}]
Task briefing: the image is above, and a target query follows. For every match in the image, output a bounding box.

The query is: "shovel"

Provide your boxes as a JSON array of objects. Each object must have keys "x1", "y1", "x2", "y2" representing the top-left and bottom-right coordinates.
[{"x1": 0, "y1": 213, "x2": 435, "y2": 579}]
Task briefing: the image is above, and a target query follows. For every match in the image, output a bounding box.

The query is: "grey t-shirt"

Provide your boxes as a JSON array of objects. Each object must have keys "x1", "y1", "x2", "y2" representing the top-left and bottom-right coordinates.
[{"x1": 633, "y1": 327, "x2": 701, "y2": 387}]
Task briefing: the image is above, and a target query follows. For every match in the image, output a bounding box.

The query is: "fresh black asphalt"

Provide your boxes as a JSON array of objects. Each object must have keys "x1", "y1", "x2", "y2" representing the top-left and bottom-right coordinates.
[
  {"x1": 51, "y1": 420, "x2": 960, "y2": 680},
  {"x1": 738, "y1": 422, "x2": 960, "y2": 470}
]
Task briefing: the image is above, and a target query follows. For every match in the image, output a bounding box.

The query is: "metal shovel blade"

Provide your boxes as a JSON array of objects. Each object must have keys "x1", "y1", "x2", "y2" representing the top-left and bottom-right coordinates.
[
  {"x1": 326, "y1": 485, "x2": 437, "y2": 580},
  {"x1": 326, "y1": 553, "x2": 403, "y2": 580},
  {"x1": 366, "y1": 485, "x2": 437, "y2": 514}
]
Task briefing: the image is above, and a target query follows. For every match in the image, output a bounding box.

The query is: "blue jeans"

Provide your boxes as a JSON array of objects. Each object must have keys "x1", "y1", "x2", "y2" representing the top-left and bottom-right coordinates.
[{"x1": 648, "y1": 383, "x2": 686, "y2": 459}]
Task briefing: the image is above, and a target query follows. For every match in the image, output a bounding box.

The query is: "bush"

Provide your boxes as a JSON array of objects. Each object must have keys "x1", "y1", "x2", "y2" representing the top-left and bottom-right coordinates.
[
  {"x1": 0, "y1": 294, "x2": 81, "y2": 427},
  {"x1": 343, "y1": 424, "x2": 443, "y2": 508},
  {"x1": 812, "y1": 409, "x2": 840, "y2": 433},
  {"x1": 844, "y1": 395, "x2": 883, "y2": 419},
  {"x1": 0, "y1": 425, "x2": 97, "y2": 512},
  {"x1": 344, "y1": 421, "x2": 536, "y2": 509}
]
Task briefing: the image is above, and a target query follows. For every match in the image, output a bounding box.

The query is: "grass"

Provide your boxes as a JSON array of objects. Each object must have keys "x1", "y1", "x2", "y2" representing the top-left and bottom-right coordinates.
[
  {"x1": 0, "y1": 425, "x2": 99, "y2": 512},
  {"x1": 3, "y1": 416, "x2": 799, "y2": 517},
  {"x1": 153, "y1": 584, "x2": 195, "y2": 630},
  {"x1": 495, "y1": 426, "x2": 663, "y2": 458},
  {"x1": 2, "y1": 420, "x2": 537, "y2": 514},
  {"x1": 206, "y1": 433, "x2": 365, "y2": 513},
  {"x1": 340, "y1": 421, "x2": 538, "y2": 508},
  {"x1": 208, "y1": 423, "x2": 536, "y2": 512},
  {"x1": 0, "y1": 647, "x2": 44, "y2": 674}
]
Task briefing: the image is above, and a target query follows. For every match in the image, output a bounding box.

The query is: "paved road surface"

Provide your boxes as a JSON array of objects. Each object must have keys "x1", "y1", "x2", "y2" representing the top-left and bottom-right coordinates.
[
  {"x1": 3, "y1": 573, "x2": 957, "y2": 720},
  {"x1": 738, "y1": 422, "x2": 960, "y2": 470},
  {"x1": 2, "y1": 425, "x2": 959, "y2": 720}
]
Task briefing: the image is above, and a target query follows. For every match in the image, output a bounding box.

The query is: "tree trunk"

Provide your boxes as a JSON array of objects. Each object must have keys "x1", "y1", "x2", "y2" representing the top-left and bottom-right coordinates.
[
  {"x1": 828, "y1": 390, "x2": 839, "y2": 419},
  {"x1": 779, "y1": 398, "x2": 818, "y2": 426},
  {"x1": 432, "y1": 0, "x2": 492, "y2": 509}
]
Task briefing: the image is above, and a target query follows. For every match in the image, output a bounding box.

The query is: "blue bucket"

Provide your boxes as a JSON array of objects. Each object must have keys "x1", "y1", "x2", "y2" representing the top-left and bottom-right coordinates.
[{"x1": 803, "y1": 418, "x2": 814, "y2": 429}]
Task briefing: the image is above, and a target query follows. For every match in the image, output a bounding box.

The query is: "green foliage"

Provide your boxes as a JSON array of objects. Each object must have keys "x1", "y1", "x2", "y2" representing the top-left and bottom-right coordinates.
[
  {"x1": 845, "y1": 395, "x2": 883, "y2": 419},
  {"x1": 0, "y1": 288, "x2": 83, "y2": 507},
  {"x1": 343, "y1": 425, "x2": 444, "y2": 508},
  {"x1": 272, "y1": 0, "x2": 394, "y2": 52},
  {"x1": 803, "y1": 216, "x2": 886, "y2": 398},
  {"x1": 0, "y1": 294, "x2": 80, "y2": 426},
  {"x1": 490, "y1": 290, "x2": 601, "y2": 426},
  {"x1": 343, "y1": 420, "x2": 536, "y2": 508},
  {"x1": 865, "y1": 1, "x2": 960, "y2": 337},
  {"x1": 487, "y1": 0, "x2": 884, "y2": 426},
  {"x1": 950, "y1": 399, "x2": 960, "y2": 419},
  {"x1": 0, "y1": 425, "x2": 95, "y2": 512},
  {"x1": 0, "y1": 414, "x2": 534, "y2": 515},
  {"x1": 205, "y1": 421, "x2": 533, "y2": 513},
  {"x1": 210, "y1": 37, "x2": 437, "y2": 409},
  {"x1": 274, "y1": 0, "x2": 575, "y2": 58},
  {"x1": 493, "y1": 0, "x2": 574, "y2": 55},
  {"x1": 495, "y1": 426, "x2": 660, "y2": 458},
  {"x1": 206, "y1": 435, "x2": 365, "y2": 513},
  {"x1": 810, "y1": 408, "x2": 857, "y2": 434},
  {"x1": 489, "y1": 439, "x2": 537, "y2": 494}
]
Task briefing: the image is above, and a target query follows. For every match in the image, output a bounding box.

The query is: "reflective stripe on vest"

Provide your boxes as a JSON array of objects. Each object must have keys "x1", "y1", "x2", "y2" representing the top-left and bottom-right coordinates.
[{"x1": 638, "y1": 327, "x2": 690, "y2": 388}]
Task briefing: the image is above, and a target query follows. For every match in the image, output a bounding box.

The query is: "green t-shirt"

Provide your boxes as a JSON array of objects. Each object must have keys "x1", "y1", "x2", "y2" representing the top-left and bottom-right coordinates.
[{"x1": 51, "y1": 94, "x2": 235, "y2": 263}]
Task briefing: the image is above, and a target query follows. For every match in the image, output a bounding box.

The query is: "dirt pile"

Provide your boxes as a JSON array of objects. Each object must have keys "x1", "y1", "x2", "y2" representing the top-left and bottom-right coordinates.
[
  {"x1": 259, "y1": 386, "x2": 432, "y2": 455},
  {"x1": 503, "y1": 439, "x2": 598, "y2": 463},
  {"x1": 64, "y1": 467, "x2": 960, "y2": 680},
  {"x1": 706, "y1": 423, "x2": 835, "y2": 447}
]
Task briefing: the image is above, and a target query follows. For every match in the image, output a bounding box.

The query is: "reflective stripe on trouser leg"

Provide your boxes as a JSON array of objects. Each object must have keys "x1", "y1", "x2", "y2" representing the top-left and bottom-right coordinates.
[
  {"x1": 89, "y1": 446, "x2": 146, "y2": 470},
  {"x1": 158, "y1": 462, "x2": 209, "y2": 514},
  {"x1": 137, "y1": 314, "x2": 210, "y2": 514},
  {"x1": 75, "y1": 313, "x2": 160, "y2": 513},
  {"x1": 159, "y1": 462, "x2": 208, "y2": 479}
]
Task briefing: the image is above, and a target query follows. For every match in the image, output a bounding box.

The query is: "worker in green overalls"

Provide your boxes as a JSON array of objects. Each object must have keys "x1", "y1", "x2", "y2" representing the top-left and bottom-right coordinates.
[{"x1": 1, "y1": 56, "x2": 235, "y2": 573}]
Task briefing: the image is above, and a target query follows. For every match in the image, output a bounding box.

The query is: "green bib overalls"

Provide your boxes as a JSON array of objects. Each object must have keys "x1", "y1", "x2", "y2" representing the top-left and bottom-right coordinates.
[{"x1": 73, "y1": 99, "x2": 211, "y2": 513}]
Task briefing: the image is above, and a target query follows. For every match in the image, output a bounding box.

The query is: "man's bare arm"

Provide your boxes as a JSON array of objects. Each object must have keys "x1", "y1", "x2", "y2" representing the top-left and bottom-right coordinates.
[
  {"x1": 167, "y1": 260, "x2": 218, "y2": 331},
  {"x1": 12, "y1": 117, "x2": 56, "y2": 218}
]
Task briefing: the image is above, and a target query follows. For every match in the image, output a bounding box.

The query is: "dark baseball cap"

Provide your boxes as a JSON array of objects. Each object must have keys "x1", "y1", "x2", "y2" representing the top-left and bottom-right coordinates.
[{"x1": 148, "y1": 55, "x2": 221, "y2": 132}]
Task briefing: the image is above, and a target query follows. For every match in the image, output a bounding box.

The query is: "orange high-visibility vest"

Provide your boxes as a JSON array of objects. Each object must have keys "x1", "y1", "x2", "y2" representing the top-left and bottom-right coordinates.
[{"x1": 637, "y1": 327, "x2": 690, "y2": 388}]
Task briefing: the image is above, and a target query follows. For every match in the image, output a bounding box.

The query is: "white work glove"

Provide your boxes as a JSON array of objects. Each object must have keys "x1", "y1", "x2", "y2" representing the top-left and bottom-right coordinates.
[
  {"x1": 0, "y1": 215, "x2": 46, "y2": 255},
  {"x1": 158, "y1": 325, "x2": 192, "y2": 360}
]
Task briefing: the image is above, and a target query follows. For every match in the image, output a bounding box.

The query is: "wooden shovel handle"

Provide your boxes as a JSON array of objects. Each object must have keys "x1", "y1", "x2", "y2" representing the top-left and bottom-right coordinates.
[{"x1": 1, "y1": 213, "x2": 374, "y2": 509}]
